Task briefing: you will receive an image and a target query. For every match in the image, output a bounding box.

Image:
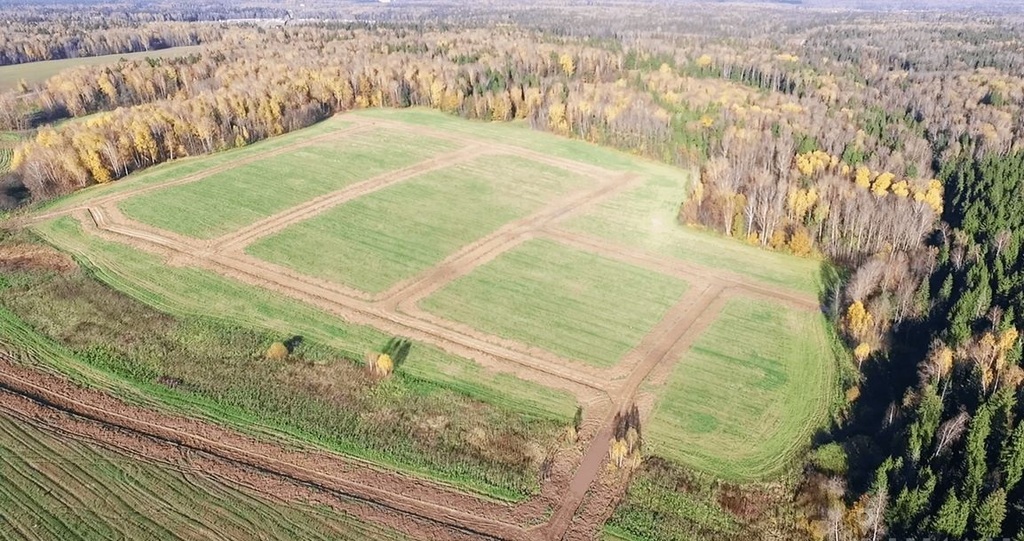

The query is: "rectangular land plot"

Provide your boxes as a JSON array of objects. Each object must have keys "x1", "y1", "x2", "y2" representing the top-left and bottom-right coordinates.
[
  {"x1": 32, "y1": 216, "x2": 575, "y2": 420},
  {"x1": 645, "y1": 297, "x2": 834, "y2": 481},
  {"x1": 420, "y1": 238, "x2": 689, "y2": 368},
  {"x1": 118, "y1": 128, "x2": 458, "y2": 239},
  {"x1": 564, "y1": 169, "x2": 823, "y2": 295},
  {"x1": 246, "y1": 154, "x2": 591, "y2": 294}
]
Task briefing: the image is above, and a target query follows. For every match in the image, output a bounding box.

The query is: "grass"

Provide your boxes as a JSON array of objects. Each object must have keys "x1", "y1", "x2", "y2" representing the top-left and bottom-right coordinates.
[
  {"x1": 644, "y1": 297, "x2": 835, "y2": 481},
  {"x1": 33, "y1": 117, "x2": 353, "y2": 214},
  {"x1": 119, "y1": 128, "x2": 458, "y2": 239},
  {"x1": 603, "y1": 459, "x2": 740, "y2": 541},
  {"x1": 0, "y1": 147, "x2": 11, "y2": 175},
  {"x1": 0, "y1": 412, "x2": 407, "y2": 541},
  {"x1": 565, "y1": 168, "x2": 823, "y2": 295},
  {"x1": 21, "y1": 216, "x2": 578, "y2": 500},
  {"x1": 247, "y1": 155, "x2": 589, "y2": 294},
  {"x1": 0, "y1": 46, "x2": 205, "y2": 91},
  {"x1": 353, "y1": 109, "x2": 821, "y2": 296},
  {"x1": 420, "y1": 238, "x2": 689, "y2": 368},
  {"x1": 352, "y1": 108, "x2": 645, "y2": 171}
]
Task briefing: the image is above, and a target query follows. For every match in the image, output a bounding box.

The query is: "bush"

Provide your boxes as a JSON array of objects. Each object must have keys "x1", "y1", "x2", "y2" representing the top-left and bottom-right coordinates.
[
  {"x1": 266, "y1": 341, "x2": 289, "y2": 361},
  {"x1": 810, "y1": 443, "x2": 848, "y2": 475}
]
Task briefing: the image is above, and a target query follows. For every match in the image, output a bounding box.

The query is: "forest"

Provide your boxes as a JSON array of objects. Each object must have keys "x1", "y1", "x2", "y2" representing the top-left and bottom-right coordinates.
[{"x1": 2, "y1": 1, "x2": 1024, "y2": 539}]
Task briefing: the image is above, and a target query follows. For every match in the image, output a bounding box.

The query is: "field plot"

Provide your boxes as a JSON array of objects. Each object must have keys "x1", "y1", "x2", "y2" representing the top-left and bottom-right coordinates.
[
  {"x1": 644, "y1": 297, "x2": 834, "y2": 481},
  {"x1": 25, "y1": 216, "x2": 574, "y2": 500},
  {"x1": 0, "y1": 412, "x2": 405, "y2": 541},
  {"x1": 12, "y1": 107, "x2": 839, "y2": 540},
  {"x1": 119, "y1": 128, "x2": 457, "y2": 239},
  {"x1": 421, "y1": 238, "x2": 689, "y2": 368},
  {"x1": 248, "y1": 155, "x2": 590, "y2": 294},
  {"x1": 0, "y1": 45, "x2": 205, "y2": 90},
  {"x1": 564, "y1": 169, "x2": 823, "y2": 295}
]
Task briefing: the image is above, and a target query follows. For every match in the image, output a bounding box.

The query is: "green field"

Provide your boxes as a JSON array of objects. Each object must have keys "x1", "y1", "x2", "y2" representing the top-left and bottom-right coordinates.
[
  {"x1": 247, "y1": 155, "x2": 589, "y2": 293},
  {"x1": 0, "y1": 147, "x2": 11, "y2": 174},
  {"x1": 0, "y1": 46, "x2": 206, "y2": 91},
  {"x1": 420, "y1": 238, "x2": 689, "y2": 368},
  {"x1": 0, "y1": 412, "x2": 406, "y2": 541},
  {"x1": 37, "y1": 119, "x2": 351, "y2": 214},
  {"x1": 644, "y1": 297, "x2": 834, "y2": 481},
  {"x1": 354, "y1": 109, "x2": 822, "y2": 295},
  {"x1": 119, "y1": 128, "x2": 458, "y2": 239},
  {"x1": 20, "y1": 217, "x2": 576, "y2": 500},
  {"x1": 565, "y1": 169, "x2": 823, "y2": 295}
]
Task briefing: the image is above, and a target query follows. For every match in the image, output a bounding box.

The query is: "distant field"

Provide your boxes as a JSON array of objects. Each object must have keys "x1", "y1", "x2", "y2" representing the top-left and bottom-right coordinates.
[
  {"x1": 0, "y1": 412, "x2": 406, "y2": 541},
  {"x1": 119, "y1": 127, "x2": 457, "y2": 239},
  {"x1": 565, "y1": 169, "x2": 823, "y2": 295},
  {"x1": 248, "y1": 155, "x2": 589, "y2": 293},
  {"x1": 0, "y1": 46, "x2": 205, "y2": 90},
  {"x1": 421, "y1": 238, "x2": 689, "y2": 368},
  {"x1": 644, "y1": 297, "x2": 834, "y2": 481}
]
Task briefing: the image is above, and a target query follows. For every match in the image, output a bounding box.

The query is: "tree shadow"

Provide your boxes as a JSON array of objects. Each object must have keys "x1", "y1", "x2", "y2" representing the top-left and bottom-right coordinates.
[{"x1": 284, "y1": 335, "x2": 304, "y2": 353}]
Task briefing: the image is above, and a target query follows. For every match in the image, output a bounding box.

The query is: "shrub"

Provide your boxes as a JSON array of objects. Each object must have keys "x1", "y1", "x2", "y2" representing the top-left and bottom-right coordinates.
[{"x1": 266, "y1": 341, "x2": 289, "y2": 361}]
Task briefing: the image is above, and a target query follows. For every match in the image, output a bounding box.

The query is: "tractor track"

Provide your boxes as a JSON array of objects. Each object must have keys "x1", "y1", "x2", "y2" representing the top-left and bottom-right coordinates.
[{"x1": 0, "y1": 353, "x2": 525, "y2": 541}]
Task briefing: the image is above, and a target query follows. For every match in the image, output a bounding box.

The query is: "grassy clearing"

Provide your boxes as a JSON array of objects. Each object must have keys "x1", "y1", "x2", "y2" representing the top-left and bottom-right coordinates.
[
  {"x1": 352, "y1": 109, "x2": 821, "y2": 295},
  {"x1": 421, "y1": 238, "x2": 689, "y2": 368},
  {"x1": 33, "y1": 118, "x2": 351, "y2": 214},
  {"x1": 352, "y1": 107, "x2": 644, "y2": 171},
  {"x1": 0, "y1": 46, "x2": 205, "y2": 91},
  {"x1": 22, "y1": 217, "x2": 577, "y2": 500},
  {"x1": 0, "y1": 412, "x2": 406, "y2": 541},
  {"x1": 645, "y1": 297, "x2": 835, "y2": 481},
  {"x1": 565, "y1": 169, "x2": 823, "y2": 295},
  {"x1": 119, "y1": 128, "x2": 458, "y2": 239},
  {"x1": 248, "y1": 155, "x2": 589, "y2": 294}
]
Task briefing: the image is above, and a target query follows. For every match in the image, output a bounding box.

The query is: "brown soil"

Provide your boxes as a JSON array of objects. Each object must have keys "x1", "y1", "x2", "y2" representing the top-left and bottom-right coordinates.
[{"x1": 0, "y1": 242, "x2": 77, "y2": 272}]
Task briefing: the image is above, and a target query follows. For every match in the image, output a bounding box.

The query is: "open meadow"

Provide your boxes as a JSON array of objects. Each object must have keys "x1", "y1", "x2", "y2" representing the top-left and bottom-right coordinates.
[{"x1": 10, "y1": 107, "x2": 838, "y2": 538}]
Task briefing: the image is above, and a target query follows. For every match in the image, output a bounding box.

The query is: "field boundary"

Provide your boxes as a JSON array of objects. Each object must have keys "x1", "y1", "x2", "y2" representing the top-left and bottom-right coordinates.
[{"x1": 14, "y1": 110, "x2": 834, "y2": 540}]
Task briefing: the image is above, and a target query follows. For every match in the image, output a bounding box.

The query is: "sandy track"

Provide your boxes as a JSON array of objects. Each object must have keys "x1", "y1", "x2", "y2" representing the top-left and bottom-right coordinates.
[
  {"x1": 539, "y1": 283, "x2": 728, "y2": 540},
  {"x1": 0, "y1": 353, "x2": 529, "y2": 540}
]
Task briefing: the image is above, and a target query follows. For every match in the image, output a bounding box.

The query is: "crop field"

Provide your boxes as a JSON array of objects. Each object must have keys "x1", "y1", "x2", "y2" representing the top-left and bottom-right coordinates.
[
  {"x1": 118, "y1": 127, "x2": 457, "y2": 239},
  {"x1": 0, "y1": 411, "x2": 406, "y2": 541},
  {"x1": 644, "y1": 297, "x2": 835, "y2": 481},
  {"x1": 0, "y1": 45, "x2": 206, "y2": 91},
  {"x1": 13, "y1": 107, "x2": 837, "y2": 539},
  {"x1": 421, "y1": 238, "x2": 690, "y2": 368},
  {"x1": 247, "y1": 155, "x2": 590, "y2": 294}
]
